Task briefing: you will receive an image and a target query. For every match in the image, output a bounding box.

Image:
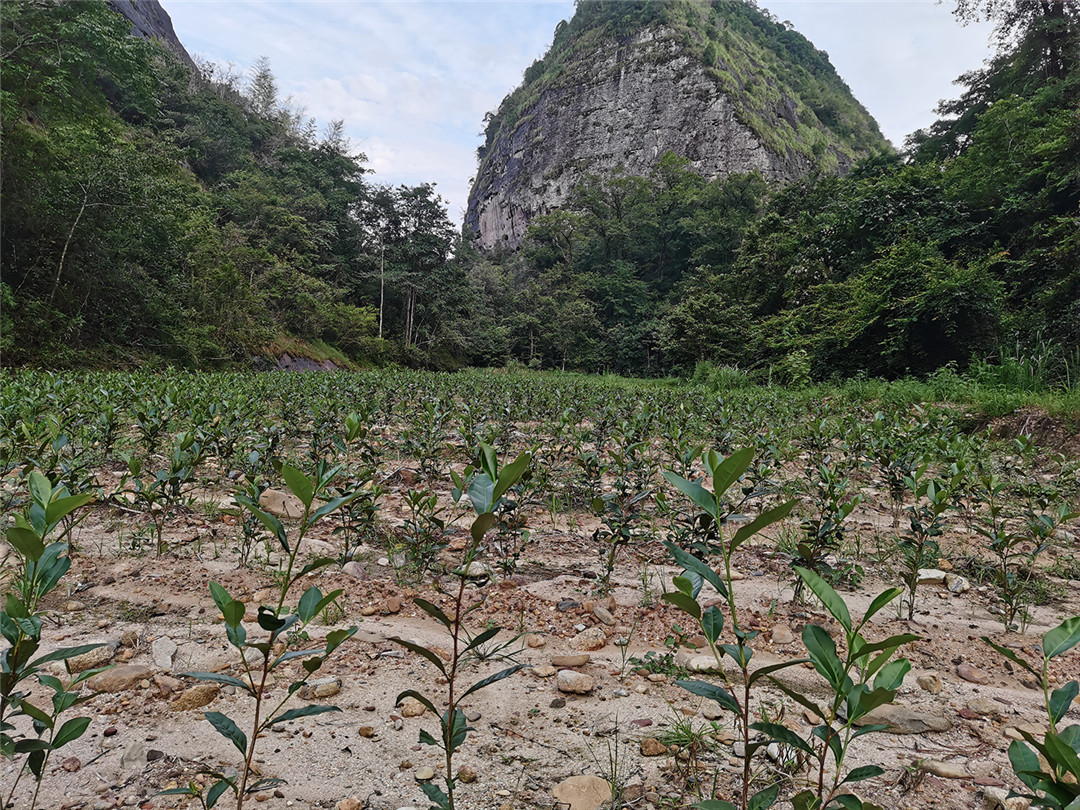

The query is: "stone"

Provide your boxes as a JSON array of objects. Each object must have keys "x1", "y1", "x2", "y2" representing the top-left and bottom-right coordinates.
[
  {"x1": 466, "y1": 710, "x2": 481, "y2": 722},
  {"x1": 62, "y1": 756, "x2": 82, "y2": 772},
  {"x1": 299, "y1": 678, "x2": 341, "y2": 700},
  {"x1": 966, "y1": 698, "x2": 1001, "y2": 717},
  {"x1": 457, "y1": 766, "x2": 478, "y2": 783},
  {"x1": 983, "y1": 786, "x2": 1031, "y2": 810},
  {"x1": 358, "y1": 726, "x2": 375, "y2": 738},
  {"x1": 384, "y1": 596, "x2": 402, "y2": 614},
  {"x1": 121, "y1": 742, "x2": 147, "y2": 769},
  {"x1": 702, "y1": 703, "x2": 724, "y2": 721},
  {"x1": 120, "y1": 630, "x2": 139, "y2": 647},
  {"x1": 917, "y1": 672, "x2": 943, "y2": 694},
  {"x1": 337, "y1": 800, "x2": 361, "y2": 810},
  {"x1": 684, "y1": 655, "x2": 722, "y2": 673},
  {"x1": 154, "y1": 673, "x2": 183, "y2": 694},
  {"x1": 556, "y1": 599, "x2": 580, "y2": 612},
  {"x1": 526, "y1": 634, "x2": 547, "y2": 649},
  {"x1": 551, "y1": 775, "x2": 612, "y2": 810},
  {"x1": 63, "y1": 600, "x2": 86, "y2": 612},
  {"x1": 640, "y1": 737, "x2": 667, "y2": 756},
  {"x1": 550, "y1": 697, "x2": 566, "y2": 708},
  {"x1": 361, "y1": 605, "x2": 378, "y2": 616},
  {"x1": 259, "y1": 488, "x2": 304, "y2": 519},
  {"x1": 400, "y1": 697, "x2": 427, "y2": 717},
  {"x1": 551, "y1": 654, "x2": 590, "y2": 667},
  {"x1": 341, "y1": 561, "x2": 367, "y2": 581},
  {"x1": 88, "y1": 665, "x2": 153, "y2": 693},
  {"x1": 557, "y1": 669, "x2": 595, "y2": 694},
  {"x1": 946, "y1": 574, "x2": 971, "y2": 593},
  {"x1": 462, "y1": 561, "x2": 493, "y2": 578},
  {"x1": 593, "y1": 607, "x2": 616, "y2": 626},
  {"x1": 920, "y1": 760, "x2": 970, "y2": 779},
  {"x1": 771, "y1": 624, "x2": 796, "y2": 645},
  {"x1": 151, "y1": 636, "x2": 177, "y2": 669},
  {"x1": 68, "y1": 642, "x2": 117, "y2": 673},
  {"x1": 415, "y1": 767, "x2": 435, "y2": 781},
  {"x1": 532, "y1": 664, "x2": 556, "y2": 678},
  {"x1": 571, "y1": 627, "x2": 607, "y2": 651},
  {"x1": 172, "y1": 684, "x2": 220, "y2": 711},
  {"x1": 917, "y1": 568, "x2": 948, "y2": 585},
  {"x1": 958, "y1": 662, "x2": 990, "y2": 684},
  {"x1": 856, "y1": 704, "x2": 952, "y2": 735}
]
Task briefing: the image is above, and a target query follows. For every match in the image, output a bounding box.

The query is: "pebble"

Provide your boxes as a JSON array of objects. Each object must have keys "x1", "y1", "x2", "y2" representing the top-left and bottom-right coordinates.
[
  {"x1": 172, "y1": 684, "x2": 220, "y2": 711},
  {"x1": 400, "y1": 697, "x2": 427, "y2": 717},
  {"x1": 384, "y1": 597, "x2": 402, "y2": 614},
  {"x1": 958, "y1": 662, "x2": 990, "y2": 684},
  {"x1": 532, "y1": 664, "x2": 556, "y2": 678},
  {"x1": 299, "y1": 677, "x2": 341, "y2": 699},
  {"x1": 151, "y1": 637, "x2": 177, "y2": 669},
  {"x1": 920, "y1": 759, "x2": 970, "y2": 779},
  {"x1": 556, "y1": 599, "x2": 580, "y2": 612},
  {"x1": 550, "y1": 697, "x2": 566, "y2": 708},
  {"x1": 640, "y1": 738, "x2": 667, "y2": 757},
  {"x1": 571, "y1": 627, "x2": 607, "y2": 651},
  {"x1": 457, "y1": 765, "x2": 478, "y2": 783},
  {"x1": 551, "y1": 654, "x2": 590, "y2": 667},
  {"x1": 557, "y1": 670, "x2": 594, "y2": 694},
  {"x1": 88, "y1": 665, "x2": 153, "y2": 693},
  {"x1": 415, "y1": 766, "x2": 435, "y2": 781},
  {"x1": 917, "y1": 672, "x2": 943, "y2": 694},
  {"x1": 771, "y1": 624, "x2": 796, "y2": 645},
  {"x1": 526, "y1": 634, "x2": 547, "y2": 649},
  {"x1": 593, "y1": 607, "x2": 616, "y2": 626}
]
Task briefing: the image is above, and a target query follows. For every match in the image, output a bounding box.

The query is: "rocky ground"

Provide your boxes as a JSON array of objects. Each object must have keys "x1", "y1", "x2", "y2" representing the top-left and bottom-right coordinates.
[{"x1": 3, "y1": 480, "x2": 1079, "y2": 810}]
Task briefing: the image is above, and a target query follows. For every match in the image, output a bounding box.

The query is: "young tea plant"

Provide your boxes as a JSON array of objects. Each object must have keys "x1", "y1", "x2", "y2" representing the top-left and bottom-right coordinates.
[
  {"x1": 661, "y1": 447, "x2": 797, "y2": 810},
  {"x1": 898, "y1": 467, "x2": 955, "y2": 621},
  {"x1": 769, "y1": 568, "x2": 918, "y2": 810},
  {"x1": 168, "y1": 461, "x2": 362, "y2": 810},
  {"x1": 984, "y1": 616, "x2": 1080, "y2": 808},
  {"x1": 392, "y1": 444, "x2": 531, "y2": 810},
  {"x1": 1, "y1": 473, "x2": 102, "y2": 810}
]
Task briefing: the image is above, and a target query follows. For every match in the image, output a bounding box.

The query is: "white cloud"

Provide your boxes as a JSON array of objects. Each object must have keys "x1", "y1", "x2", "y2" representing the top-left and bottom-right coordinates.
[{"x1": 166, "y1": 0, "x2": 996, "y2": 221}]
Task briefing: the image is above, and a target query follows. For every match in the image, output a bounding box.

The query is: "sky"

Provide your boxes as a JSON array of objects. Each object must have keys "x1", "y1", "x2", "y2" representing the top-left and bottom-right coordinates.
[{"x1": 165, "y1": 0, "x2": 997, "y2": 225}]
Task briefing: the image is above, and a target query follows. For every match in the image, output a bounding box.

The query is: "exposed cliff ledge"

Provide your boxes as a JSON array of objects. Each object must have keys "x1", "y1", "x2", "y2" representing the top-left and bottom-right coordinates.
[
  {"x1": 467, "y1": 2, "x2": 888, "y2": 250},
  {"x1": 108, "y1": 0, "x2": 195, "y2": 68}
]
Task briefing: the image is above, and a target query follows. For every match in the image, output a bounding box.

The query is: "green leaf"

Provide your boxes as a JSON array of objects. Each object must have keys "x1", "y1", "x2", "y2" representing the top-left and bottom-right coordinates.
[
  {"x1": 395, "y1": 690, "x2": 437, "y2": 716},
  {"x1": 702, "y1": 606, "x2": 724, "y2": 644},
  {"x1": 982, "y1": 637, "x2": 1037, "y2": 675},
  {"x1": 52, "y1": 717, "x2": 91, "y2": 749},
  {"x1": 419, "y1": 780, "x2": 452, "y2": 810},
  {"x1": 29, "y1": 472, "x2": 52, "y2": 511},
  {"x1": 1051, "y1": 682, "x2": 1080, "y2": 727},
  {"x1": 747, "y1": 783, "x2": 780, "y2": 810},
  {"x1": 1044, "y1": 617, "x2": 1080, "y2": 660},
  {"x1": 389, "y1": 637, "x2": 447, "y2": 676},
  {"x1": 206, "y1": 778, "x2": 234, "y2": 809},
  {"x1": 180, "y1": 672, "x2": 256, "y2": 696},
  {"x1": 28, "y1": 643, "x2": 103, "y2": 669},
  {"x1": 7, "y1": 526, "x2": 44, "y2": 563},
  {"x1": 730, "y1": 500, "x2": 796, "y2": 552},
  {"x1": 463, "y1": 626, "x2": 501, "y2": 653},
  {"x1": 710, "y1": 447, "x2": 754, "y2": 500},
  {"x1": 872, "y1": 658, "x2": 911, "y2": 692},
  {"x1": 861, "y1": 588, "x2": 904, "y2": 624},
  {"x1": 205, "y1": 711, "x2": 247, "y2": 755},
  {"x1": 266, "y1": 705, "x2": 341, "y2": 726},
  {"x1": 492, "y1": 450, "x2": 532, "y2": 504},
  {"x1": 852, "y1": 634, "x2": 920, "y2": 662},
  {"x1": 44, "y1": 493, "x2": 94, "y2": 528},
  {"x1": 662, "y1": 541, "x2": 727, "y2": 598},
  {"x1": 1008, "y1": 740, "x2": 1044, "y2": 790},
  {"x1": 460, "y1": 664, "x2": 526, "y2": 700},
  {"x1": 747, "y1": 658, "x2": 808, "y2": 686},
  {"x1": 675, "y1": 680, "x2": 738, "y2": 713},
  {"x1": 840, "y1": 765, "x2": 885, "y2": 786},
  {"x1": 280, "y1": 464, "x2": 314, "y2": 509},
  {"x1": 1046, "y1": 731, "x2": 1080, "y2": 779},
  {"x1": 414, "y1": 598, "x2": 452, "y2": 629},
  {"x1": 795, "y1": 566, "x2": 850, "y2": 631},
  {"x1": 661, "y1": 471, "x2": 718, "y2": 518},
  {"x1": 803, "y1": 624, "x2": 844, "y2": 690},
  {"x1": 662, "y1": 591, "x2": 701, "y2": 620},
  {"x1": 471, "y1": 512, "x2": 498, "y2": 544},
  {"x1": 467, "y1": 473, "x2": 496, "y2": 515},
  {"x1": 696, "y1": 803, "x2": 737, "y2": 810},
  {"x1": 297, "y1": 587, "x2": 323, "y2": 624}
]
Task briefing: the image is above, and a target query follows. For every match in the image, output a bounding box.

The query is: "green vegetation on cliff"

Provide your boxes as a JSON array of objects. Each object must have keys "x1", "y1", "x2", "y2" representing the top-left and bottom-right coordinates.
[{"x1": 478, "y1": 0, "x2": 887, "y2": 168}]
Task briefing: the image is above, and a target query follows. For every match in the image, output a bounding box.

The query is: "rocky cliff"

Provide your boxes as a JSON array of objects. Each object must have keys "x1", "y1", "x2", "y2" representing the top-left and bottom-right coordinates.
[
  {"x1": 467, "y1": 0, "x2": 888, "y2": 249},
  {"x1": 108, "y1": 0, "x2": 195, "y2": 68}
]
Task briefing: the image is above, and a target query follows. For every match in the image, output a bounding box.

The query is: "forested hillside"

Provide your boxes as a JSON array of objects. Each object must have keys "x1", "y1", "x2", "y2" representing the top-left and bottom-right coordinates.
[
  {"x1": 2, "y1": 0, "x2": 1077, "y2": 384},
  {"x1": 1, "y1": 0, "x2": 461, "y2": 368},
  {"x1": 461, "y1": 0, "x2": 1079, "y2": 381}
]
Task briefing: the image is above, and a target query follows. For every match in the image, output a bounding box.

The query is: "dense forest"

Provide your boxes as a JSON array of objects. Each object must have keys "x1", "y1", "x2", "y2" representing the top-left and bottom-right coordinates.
[{"x1": 2, "y1": 0, "x2": 1078, "y2": 383}]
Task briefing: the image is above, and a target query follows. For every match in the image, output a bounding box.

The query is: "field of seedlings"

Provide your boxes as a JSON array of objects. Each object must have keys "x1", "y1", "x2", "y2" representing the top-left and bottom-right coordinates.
[{"x1": 2, "y1": 368, "x2": 1080, "y2": 810}]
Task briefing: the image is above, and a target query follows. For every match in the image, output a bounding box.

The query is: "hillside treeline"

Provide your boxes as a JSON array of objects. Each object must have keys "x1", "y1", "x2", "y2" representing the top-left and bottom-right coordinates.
[
  {"x1": 2, "y1": 0, "x2": 1077, "y2": 383},
  {"x1": 463, "y1": 0, "x2": 1078, "y2": 381},
  {"x1": 1, "y1": 0, "x2": 461, "y2": 368}
]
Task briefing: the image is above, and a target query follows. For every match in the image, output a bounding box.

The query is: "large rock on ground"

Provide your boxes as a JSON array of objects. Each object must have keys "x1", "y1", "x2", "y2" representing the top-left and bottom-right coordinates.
[
  {"x1": 88, "y1": 665, "x2": 153, "y2": 693},
  {"x1": 552, "y1": 775, "x2": 612, "y2": 810},
  {"x1": 855, "y1": 704, "x2": 952, "y2": 735}
]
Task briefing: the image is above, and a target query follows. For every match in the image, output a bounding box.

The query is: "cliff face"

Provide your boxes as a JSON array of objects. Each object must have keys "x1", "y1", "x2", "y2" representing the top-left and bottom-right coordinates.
[
  {"x1": 467, "y1": 1, "x2": 888, "y2": 249},
  {"x1": 108, "y1": 0, "x2": 195, "y2": 67}
]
